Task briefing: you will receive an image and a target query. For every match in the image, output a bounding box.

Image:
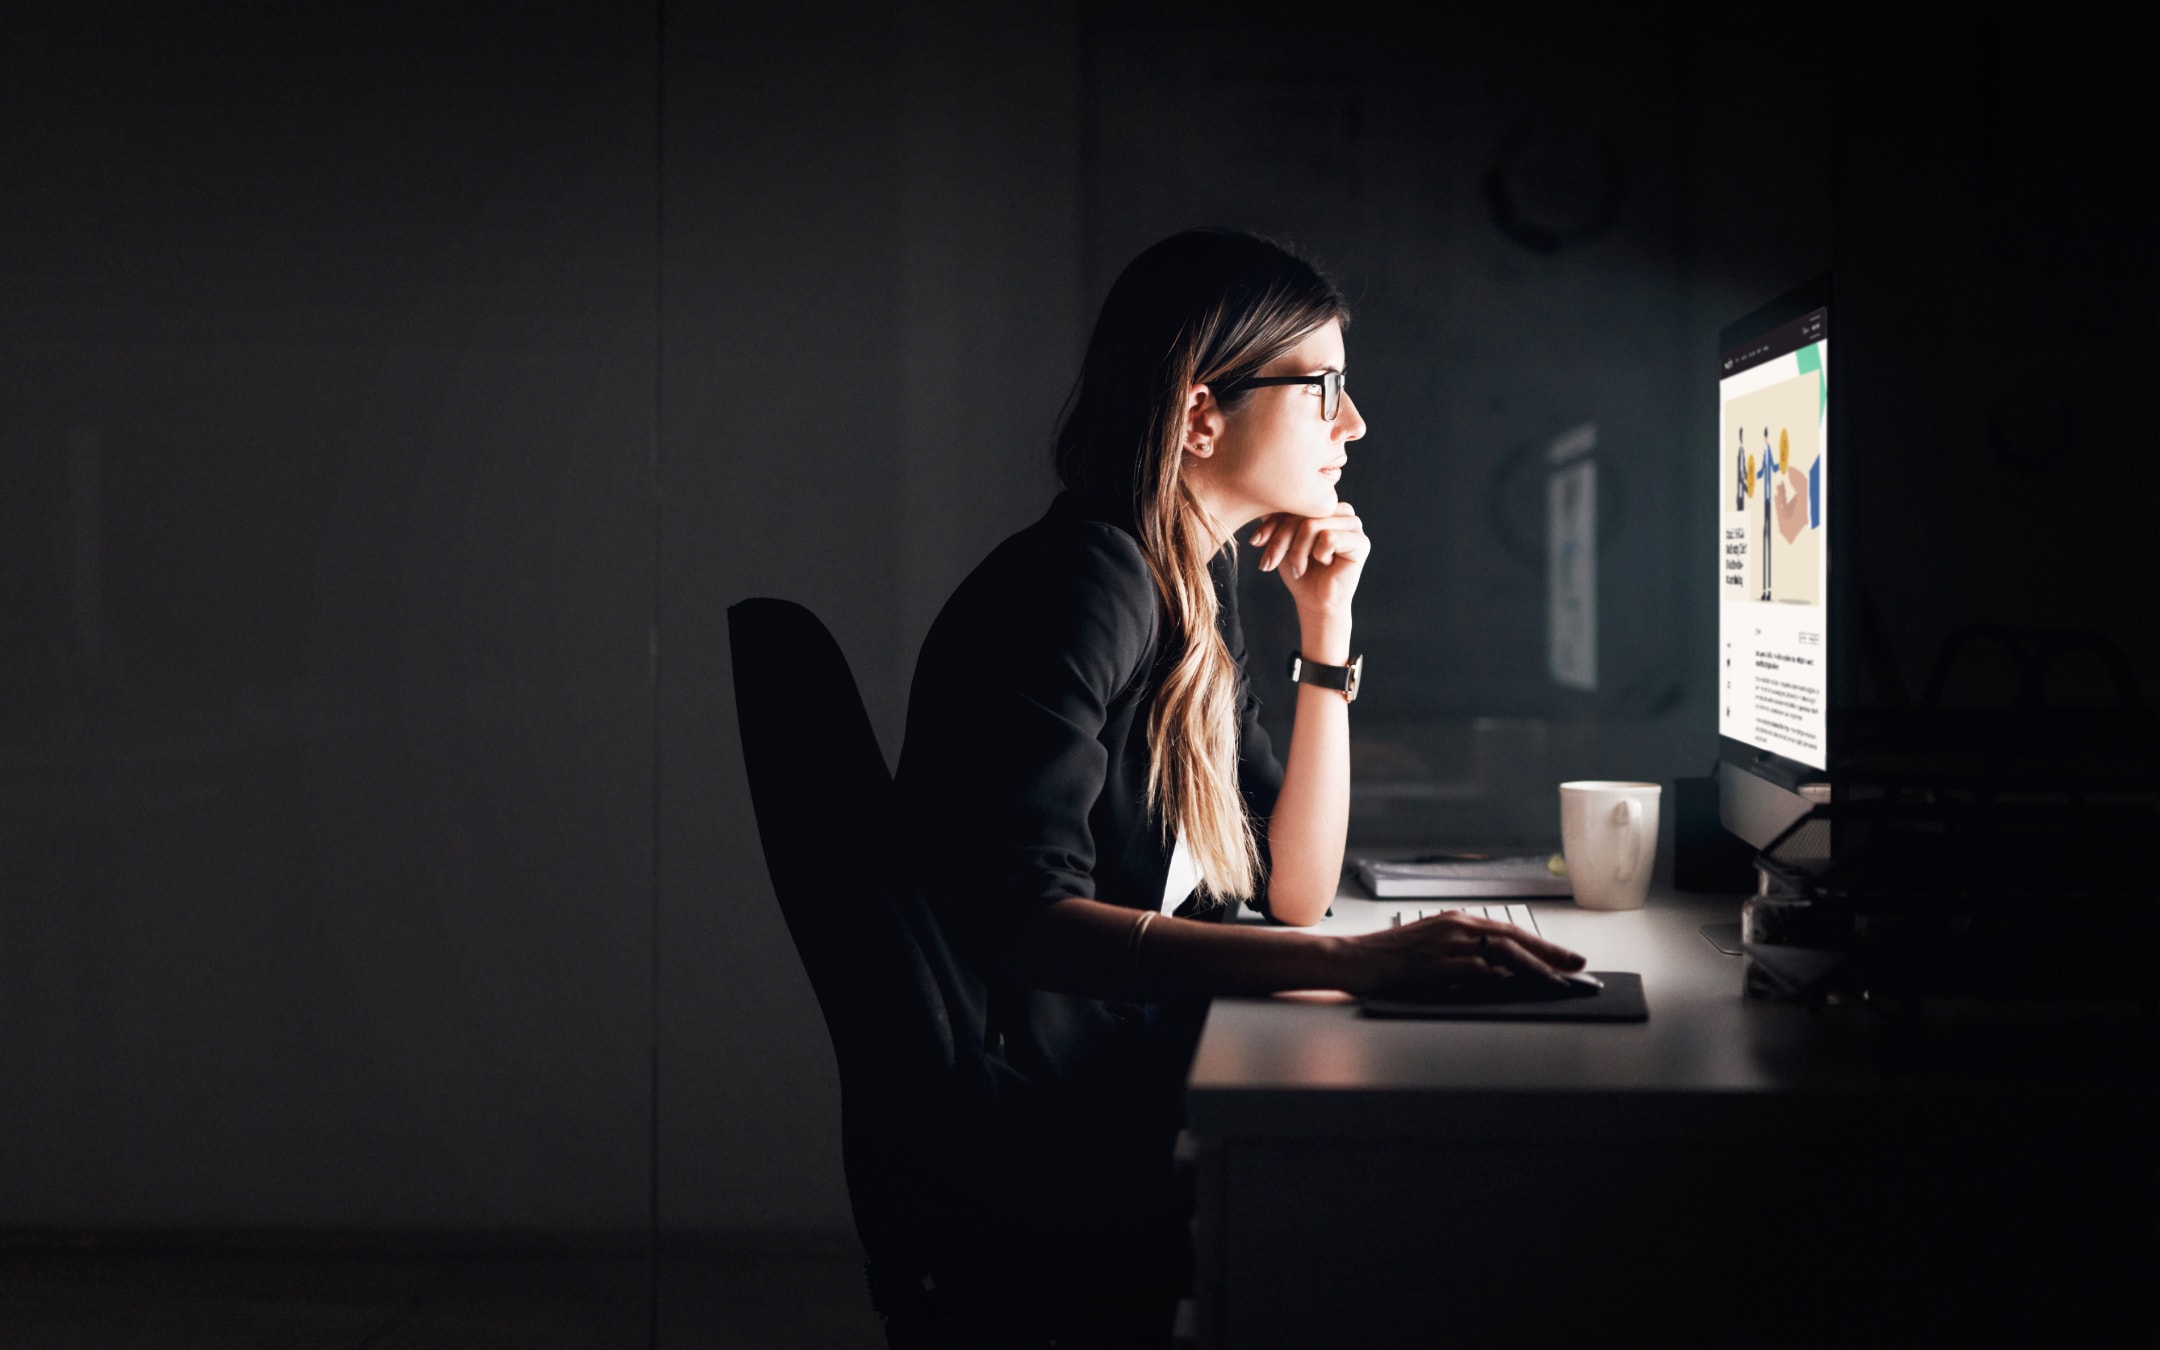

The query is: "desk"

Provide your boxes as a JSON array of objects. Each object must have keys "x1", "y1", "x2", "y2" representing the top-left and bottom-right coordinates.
[{"x1": 1187, "y1": 883, "x2": 2153, "y2": 1348}]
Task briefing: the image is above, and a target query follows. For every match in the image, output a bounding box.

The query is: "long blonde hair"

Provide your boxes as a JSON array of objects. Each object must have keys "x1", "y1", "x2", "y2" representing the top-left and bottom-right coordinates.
[{"x1": 1053, "y1": 231, "x2": 1349, "y2": 900}]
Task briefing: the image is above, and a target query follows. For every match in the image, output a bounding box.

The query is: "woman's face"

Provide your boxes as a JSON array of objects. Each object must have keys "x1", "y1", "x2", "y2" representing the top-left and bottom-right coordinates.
[{"x1": 1185, "y1": 319, "x2": 1367, "y2": 530}]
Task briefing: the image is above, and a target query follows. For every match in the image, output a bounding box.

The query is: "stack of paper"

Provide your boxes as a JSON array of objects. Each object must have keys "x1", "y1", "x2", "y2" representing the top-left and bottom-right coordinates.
[{"x1": 1353, "y1": 854, "x2": 1572, "y2": 899}]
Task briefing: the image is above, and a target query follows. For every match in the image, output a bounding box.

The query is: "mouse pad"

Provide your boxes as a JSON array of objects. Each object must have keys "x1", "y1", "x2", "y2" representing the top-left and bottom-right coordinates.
[{"x1": 1361, "y1": 971, "x2": 1647, "y2": 1022}]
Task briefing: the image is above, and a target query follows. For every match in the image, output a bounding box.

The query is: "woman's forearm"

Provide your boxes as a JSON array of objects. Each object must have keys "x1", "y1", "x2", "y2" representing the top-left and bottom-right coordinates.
[
  {"x1": 1262, "y1": 610, "x2": 1354, "y2": 925},
  {"x1": 1021, "y1": 891, "x2": 1586, "y2": 1004},
  {"x1": 1024, "y1": 896, "x2": 1376, "y2": 1000}
]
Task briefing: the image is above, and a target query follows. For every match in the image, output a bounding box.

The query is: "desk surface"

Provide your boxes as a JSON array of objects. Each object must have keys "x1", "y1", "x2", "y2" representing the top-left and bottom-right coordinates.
[
  {"x1": 1188, "y1": 880, "x2": 2150, "y2": 1141},
  {"x1": 1186, "y1": 879, "x2": 2155, "y2": 1347}
]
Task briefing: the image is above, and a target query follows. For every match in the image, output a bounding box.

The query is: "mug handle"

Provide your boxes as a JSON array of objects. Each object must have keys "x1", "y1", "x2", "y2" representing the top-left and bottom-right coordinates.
[{"x1": 1611, "y1": 798, "x2": 1645, "y2": 882}]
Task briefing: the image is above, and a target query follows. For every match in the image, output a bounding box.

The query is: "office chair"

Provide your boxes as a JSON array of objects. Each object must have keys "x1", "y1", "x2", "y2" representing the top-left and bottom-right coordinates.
[
  {"x1": 731, "y1": 600, "x2": 1189, "y2": 1348},
  {"x1": 726, "y1": 598, "x2": 985, "y2": 1308}
]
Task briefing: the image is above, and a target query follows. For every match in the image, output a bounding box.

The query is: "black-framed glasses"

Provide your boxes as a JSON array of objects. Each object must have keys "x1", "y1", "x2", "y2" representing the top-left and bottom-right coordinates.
[{"x1": 1217, "y1": 370, "x2": 1346, "y2": 420}]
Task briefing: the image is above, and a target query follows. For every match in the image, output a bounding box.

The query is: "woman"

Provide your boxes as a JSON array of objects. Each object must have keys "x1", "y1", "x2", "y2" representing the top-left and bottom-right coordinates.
[{"x1": 890, "y1": 230, "x2": 1583, "y2": 1347}]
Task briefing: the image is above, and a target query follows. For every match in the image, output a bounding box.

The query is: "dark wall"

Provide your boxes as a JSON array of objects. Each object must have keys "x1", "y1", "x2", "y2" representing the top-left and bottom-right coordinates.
[
  {"x1": 1, "y1": 5, "x2": 658, "y2": 1229},
  {"x1": 2, "y1": 1, "x2": 2141, "y2": 1236},
  {"x1": 1832, "y1": 11, "x2": 2155, "y2": 707},
  {"x1": 655, "y1": 4, "x2": 1080, "y2": 1231}
]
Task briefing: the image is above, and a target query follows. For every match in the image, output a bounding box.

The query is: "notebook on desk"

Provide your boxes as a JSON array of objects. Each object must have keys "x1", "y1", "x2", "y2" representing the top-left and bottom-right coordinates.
[
  {"x1": 1354, "y1": 853, "x2": 1572, "y2": 898},
  {"x1": 1362, "y1": 971, "x2": 1648, "y2": 1022}
]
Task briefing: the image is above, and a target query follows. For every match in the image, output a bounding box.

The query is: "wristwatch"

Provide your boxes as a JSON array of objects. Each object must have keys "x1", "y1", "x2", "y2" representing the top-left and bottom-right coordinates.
[{"x1": 1287, "y1": 650, "x2": 1362, "y2": 702}]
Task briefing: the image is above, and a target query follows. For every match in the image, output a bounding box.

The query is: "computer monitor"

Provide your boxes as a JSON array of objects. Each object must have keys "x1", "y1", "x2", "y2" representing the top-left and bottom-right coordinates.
[{"x1": 1716, "y1": 277, "x2": 1835, "y2": 858}]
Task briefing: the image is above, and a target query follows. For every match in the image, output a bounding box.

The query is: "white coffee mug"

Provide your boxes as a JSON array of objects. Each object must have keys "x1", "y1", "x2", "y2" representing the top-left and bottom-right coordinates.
[{"x1": 1559, "y1": 781, "x2": 1662, "y2": 910}]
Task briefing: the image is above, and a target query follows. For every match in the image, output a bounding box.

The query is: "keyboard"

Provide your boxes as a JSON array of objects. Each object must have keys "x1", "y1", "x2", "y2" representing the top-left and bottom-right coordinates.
[{"x1": 1389, "y1": 903, "x2": 1544, "y2": 937}]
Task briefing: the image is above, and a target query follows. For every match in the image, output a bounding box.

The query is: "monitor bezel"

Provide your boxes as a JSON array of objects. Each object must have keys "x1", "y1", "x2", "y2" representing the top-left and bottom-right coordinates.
[{"x1": 1716, "y1": 274, "x2": 1835, "y2": 796}]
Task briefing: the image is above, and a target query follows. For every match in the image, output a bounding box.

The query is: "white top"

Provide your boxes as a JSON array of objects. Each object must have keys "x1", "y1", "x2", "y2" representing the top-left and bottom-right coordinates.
[{"x1": 1161, "y1": 833, "x2": 1198, "y2": 914}]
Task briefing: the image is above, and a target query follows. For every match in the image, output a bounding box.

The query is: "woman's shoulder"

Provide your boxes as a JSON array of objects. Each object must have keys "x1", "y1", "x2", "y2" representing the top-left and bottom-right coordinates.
[
  {"x1": 1026, "y1": 495, "x2": 1154, "y2": 591},
  {"x1": 927, "y1": 495, "x2": 1160, "y2": 680},
  {"x1": 970, "y1": 494, "x2": 1153, "y2": 602}
]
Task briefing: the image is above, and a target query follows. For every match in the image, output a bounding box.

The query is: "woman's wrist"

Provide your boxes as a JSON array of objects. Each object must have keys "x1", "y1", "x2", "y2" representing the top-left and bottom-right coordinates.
[
  {"x1": 1319, "y1": 934, "x2": 1387, "y2": 996},
  {"x1": 1295, "y1": 610, "x2": 1354, "y2": 667}
]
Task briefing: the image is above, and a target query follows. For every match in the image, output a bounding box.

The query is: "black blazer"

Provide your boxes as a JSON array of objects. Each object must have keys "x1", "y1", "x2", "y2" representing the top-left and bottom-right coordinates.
[{"x1": 894, "y1": 489, "x2": 1286, "y2": 1292}]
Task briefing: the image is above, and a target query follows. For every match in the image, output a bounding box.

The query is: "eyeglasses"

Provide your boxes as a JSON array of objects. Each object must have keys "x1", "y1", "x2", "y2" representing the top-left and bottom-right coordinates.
[{"x1": 1216, "y1": 370, "x2": 1346, "y2": 421}]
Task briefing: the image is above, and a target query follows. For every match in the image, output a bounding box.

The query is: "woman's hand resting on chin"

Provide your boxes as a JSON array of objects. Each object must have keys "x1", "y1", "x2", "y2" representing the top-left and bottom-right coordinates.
[{"x1": 1249, "y1": 503, "x2": 1368, "y2": 621}]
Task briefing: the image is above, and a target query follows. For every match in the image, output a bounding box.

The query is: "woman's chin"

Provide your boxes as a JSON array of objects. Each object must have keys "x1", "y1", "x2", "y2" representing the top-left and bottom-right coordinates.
[{"x1": 1248, "y1": 485, "x2": 1338, "y2": 524}]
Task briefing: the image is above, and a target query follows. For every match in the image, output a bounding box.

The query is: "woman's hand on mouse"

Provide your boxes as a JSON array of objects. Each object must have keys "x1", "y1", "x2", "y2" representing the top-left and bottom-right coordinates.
[
  {"x1": 1250, "y1": 503, "x2": 1368, "y2": 621},
  {"x1": 1341, "y1": 913, "x2": 1586, "y2": 1000}
]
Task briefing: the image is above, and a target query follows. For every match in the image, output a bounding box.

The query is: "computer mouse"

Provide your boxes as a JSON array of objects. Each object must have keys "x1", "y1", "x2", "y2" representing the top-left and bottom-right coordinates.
[
  {"x1": 1511, "y1": 969, "x2": 1604, "y2": 1000},
  {"x1": 1507, "y1": 970, "x2": 1605, "y2": 1001},
  {"x1": 1419, "y1": 970, "x2": 1605, "y2": 1003}
]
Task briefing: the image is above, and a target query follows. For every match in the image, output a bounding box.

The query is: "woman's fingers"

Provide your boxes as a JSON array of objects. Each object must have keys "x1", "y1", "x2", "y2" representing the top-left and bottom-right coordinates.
[
  {"x1": 1309, "y1": 516, "x2": 1369, "y2": 571},
  {"x1": 1266, "y1": 520, "x2": 1300, "y2": 573},
  {"x1": 1406, "y1": 915, "x2": 1584, "y2": 980},
  {"x1": 1518, "y1": 931, "x2": 1587, "y2": 971},
  {"x1": 1481, "y1": 933, "x2": 1561, "y2": 983},
  {"x1": 1252, "y1": 506, "x2": 1370, "y2": 583},
  {"x1": 1354, "y1": 914, "x2": 1590, "y2": 998},
  {"x1": 1286, "y1": 520, "x2": 1318, "y2": 576},
  {"x1": 1444, "y1": 913, "x2": 1584, "y2": 971},
  {"x1": 1277, "y1": 510, "x2": 1365, "y2": 578},
  {"x1": 1473, "y1": 922, "x2": 1585, "y2": 977}
]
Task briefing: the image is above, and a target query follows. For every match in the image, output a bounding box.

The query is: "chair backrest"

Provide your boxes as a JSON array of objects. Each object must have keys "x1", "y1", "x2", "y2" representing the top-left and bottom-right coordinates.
[{"x1": 726, "y1": 598, "x2": 977, "y2": 1281}]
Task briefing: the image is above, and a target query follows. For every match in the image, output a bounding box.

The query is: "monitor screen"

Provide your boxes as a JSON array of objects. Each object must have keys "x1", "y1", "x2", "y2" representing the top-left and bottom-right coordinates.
[{"x1": 1718, "y1": 301, "x2": 1828, "y2": 772}]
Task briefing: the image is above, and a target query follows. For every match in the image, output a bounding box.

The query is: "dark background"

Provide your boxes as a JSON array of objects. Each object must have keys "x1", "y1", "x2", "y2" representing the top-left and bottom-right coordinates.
[{"x1": 3, "y1": 0, "x2": 2147, "y2": 1265}]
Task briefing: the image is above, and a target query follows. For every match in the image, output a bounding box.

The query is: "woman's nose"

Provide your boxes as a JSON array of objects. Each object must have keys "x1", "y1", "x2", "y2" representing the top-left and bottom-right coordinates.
[{"x1": 1338, "y1": 392, "x2": 1367, "y2": 440}]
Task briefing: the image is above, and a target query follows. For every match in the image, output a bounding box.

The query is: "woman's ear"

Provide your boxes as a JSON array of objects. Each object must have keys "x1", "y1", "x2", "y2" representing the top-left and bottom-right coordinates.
[{"x1": 1183, "y1": 383, "x2": 1224, "y2": 457}]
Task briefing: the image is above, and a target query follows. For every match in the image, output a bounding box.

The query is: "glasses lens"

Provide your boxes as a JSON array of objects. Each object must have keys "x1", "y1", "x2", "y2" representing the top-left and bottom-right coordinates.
[{"x1": 1322, "y1": 372, "x2": 1341, "y2": 421}]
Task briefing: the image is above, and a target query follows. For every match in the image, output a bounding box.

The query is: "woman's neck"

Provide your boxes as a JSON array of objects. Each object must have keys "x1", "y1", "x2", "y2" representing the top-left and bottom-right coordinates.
[
  {"x1": 1185, "y1": 487, "x2": 1249, "y2": 558},
  {"x1": 1175, "y1": 477, "x2": 1244, "y2": 557}
]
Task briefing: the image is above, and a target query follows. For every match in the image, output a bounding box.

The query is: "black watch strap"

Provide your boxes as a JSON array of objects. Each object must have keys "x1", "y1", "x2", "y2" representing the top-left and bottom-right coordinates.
[{"x1": 1287, "y1": 650, "x2": 1362, "y2": 702}]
